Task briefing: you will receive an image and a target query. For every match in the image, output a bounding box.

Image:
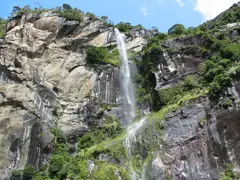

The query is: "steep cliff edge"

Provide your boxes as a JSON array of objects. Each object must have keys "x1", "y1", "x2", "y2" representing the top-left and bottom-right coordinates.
[{"x1": 0, "y1": 3, "x2": 240, "y2": 180}]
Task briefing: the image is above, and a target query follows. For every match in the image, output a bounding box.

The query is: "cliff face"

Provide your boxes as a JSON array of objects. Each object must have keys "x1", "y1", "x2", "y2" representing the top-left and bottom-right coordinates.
[
  {"x1": 0, "y1": 12, "x2": 151, "y2": 179},
  {"x1": 151, "y1": 98, "x2": 240, "y2": 179},
  {"x1": 0, "y1": 7, "x2": 240, "y2": 180}
]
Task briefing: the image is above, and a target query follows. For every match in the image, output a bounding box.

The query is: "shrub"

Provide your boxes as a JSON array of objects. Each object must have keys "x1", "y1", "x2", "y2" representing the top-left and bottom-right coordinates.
[
  {"x1": 12, "y1": 170, "x2": 22, "y2": 177},
  {"x1": 86, "y1": 46, "x2": 108, "y2": 64},
  {"x1": 158, "y1": 84, "x2": 184, "y2": 105},
  {"x1": 202, "y1": 33, "x2": 215, "y2": 49},
  {"x1": 168, "y1": 24, "x2": 187, "y2": 36},
  {"x1": 86, "y1": 12, "x2": 97, "y2": 21},
  {"x1": 136, "y1": 87, "x2": 152, "y2": 104},
  {"x1": 205, "y1": 60, "x2": 216, "y2": 71},
  {"x1": 50, "y1": 127, "x2": 66, "y2": 144},
  {"x1": 214, "y1": 74, "x2": 231, "y2": 87},
  {"x1": 220, "y1": 163, "x2": 238, "y2": 180},
  {"x1": 58, "y1": 7, "x2": 83, "y2": 22},
  {"x1": 0, "y1": 18, "x2": 7, "y2": 38},
  {"x1": 219, "y1": 59, "x2": 231, "y2": 68},
  {"x1": 199, "y1": 118, "x2": 207, "y2": 127},
  {"x1": 78, "y1": 115, "x2": 122, "y2": 150},
  {"x1": 49, "y1": 154, "x2": 64, "y2": 175},
  {"x1": 23, "y1": 165, "x2": 37, "y2": 179},
  {"x1": 220, "y1": 43, "x2": 240, "y2": 61},
  {"x1": 115, "y1": 22, "x2": 133, "y2": 32},
  {"x1": 209, "y1": 81, "x2": 221, "y2": 97},
  {"x1": 219, "y1": 97, "x2": 233, "y2": 108},
  {"x1": 86, "y1": 46, "x2": 119, "y2": 66},
  {"x1": 33, "y1": 173, "x2": 49, "y2": 180},
  {"x1": 183, "y1": 75, "x2": 199, "y2": 91},
  {"x1": 198, "y1": 63, "x2": 207, "y2": 76}
]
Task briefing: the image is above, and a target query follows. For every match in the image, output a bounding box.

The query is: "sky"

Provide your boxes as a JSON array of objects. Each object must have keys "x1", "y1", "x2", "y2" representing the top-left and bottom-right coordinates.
[{"x1": 0, "y1": 0, "x2": 239, "y2": 32}]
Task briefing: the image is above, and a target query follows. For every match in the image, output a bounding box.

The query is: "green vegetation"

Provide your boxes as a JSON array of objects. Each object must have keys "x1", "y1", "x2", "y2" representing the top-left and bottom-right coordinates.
[
  {"x1": 168, "y1": 24, "x2": 187, "y2": 36},
  {"x1": 158, "y1": 75, "x2": 200, "y2": 106},
  {"x1": 13, "y1": 5, "x2": 48, "y2": 17},
  {"x1": 115, "y1": 22, "x2": 134, "y2": 32},
  {"x1": 0, "y1": 18, "x2": 7, "y2": 38},
  {"x1": 115, "y1": 22, "x2": 144, "y2": 33},
  {"x1": 11, "y1": 170, "x2": 22, "y2": 177},
  {"x1": 199, "y1": 38, "x2": 240, "y2": 98},
  {"x1": 220, "y1": 163, "x2": 238, "y2": 180},
  {"x1": 199, "y1": 118, "x2": 207, "y2": 127},
  {"x1": 152, "y1": 89, "x2": 208, "y2": 120},
  {"x1": 54, "y1": 4, "x2": 84, "y2": 22},
  {"x1": 11, "y1": 165, "x2": 37, "y2": 179},
  {"x1": 86, "y1": 46, "x2": 120, "y2": 67},
  {"x1": 23, "y1": 115, "x2": 130, "y2": 179},
  {"x1": 78, "y1": 115, "x2": 123, "y2": 150},
  {"x1": 23, "y1": 165, "x2": 37, "y2": 179}
]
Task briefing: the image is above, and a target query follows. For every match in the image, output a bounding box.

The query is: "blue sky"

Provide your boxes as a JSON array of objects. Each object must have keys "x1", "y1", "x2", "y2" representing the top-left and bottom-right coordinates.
[{"x1": 0, "y1": 0, "x2": 238, "y2": 32}]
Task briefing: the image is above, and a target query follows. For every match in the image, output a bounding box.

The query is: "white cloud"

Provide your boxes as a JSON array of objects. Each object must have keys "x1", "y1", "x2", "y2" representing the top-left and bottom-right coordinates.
[
  {"x1": 194, "y1": 0, "x2": 239, "y2": 20},
  {"x1": 176, "y1": 0, "x2": 184, "y2": 7},
  {"x1": 140, "y1": 6, "x2": 148, "y2": 17}
]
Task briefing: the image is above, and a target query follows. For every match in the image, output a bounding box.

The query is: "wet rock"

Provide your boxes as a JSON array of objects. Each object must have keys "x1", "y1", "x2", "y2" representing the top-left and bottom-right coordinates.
[
  {"x1": 155, "y1": 35, "x2": 204, "y2": 89},
  {"x1": 152, "y1": 97, "x2": 240, "y2": 179},
  {"x1": 150, "y1": 157, "x2": 165, "y2": 180}
]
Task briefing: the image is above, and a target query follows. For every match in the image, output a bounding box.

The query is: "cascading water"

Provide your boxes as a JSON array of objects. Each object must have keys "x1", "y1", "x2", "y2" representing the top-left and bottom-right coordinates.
[
  {"x1": 115, "y1": 28, "x2": 148, "y2": 180},
  {"x1": 114, "y1": 28, "x2": 135, "y2": 126},
  {"x1": 124, "y1": 117, "x2": 148, "y2": 180}
]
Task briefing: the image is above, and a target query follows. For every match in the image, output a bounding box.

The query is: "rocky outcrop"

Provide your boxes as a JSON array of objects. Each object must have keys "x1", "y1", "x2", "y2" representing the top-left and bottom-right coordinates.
[
  {"x1": 150, "y1": 97, "x2": 240, "y2": 179},
  {"x1": 154, "y1": 35, "x2": 204, "y2": 89},
  {"x1": 0, "y1": 11, "x2": 150, "y2": 179}
]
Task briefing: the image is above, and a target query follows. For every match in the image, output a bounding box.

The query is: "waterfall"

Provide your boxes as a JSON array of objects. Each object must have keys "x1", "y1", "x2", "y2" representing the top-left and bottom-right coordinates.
[
  {"x1": 124, "y1": 117, "x2": 148, "y2": 180},
  {"x1": 114, "y1": 28, "x2": 135, "y2": 126},
  {"x1": 115, "y1": 28, "x2": 148, "y2": 180}
]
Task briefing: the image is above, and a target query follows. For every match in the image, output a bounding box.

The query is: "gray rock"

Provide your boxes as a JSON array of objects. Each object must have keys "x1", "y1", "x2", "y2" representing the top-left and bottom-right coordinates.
[
  {"x1": 150, "y1": 97, "x2": 240, "y2": 180},
  {"x1": 34, "y1": 16, "x2": 65, "y2": 33},
  {"x1": 26, "y1": 13, "x2": 40, "y2": 23},
  {"x1": 57, "y1": 20, "x2": 79, "y2": 38},
  {"x1": 87, "y1": 160, "x2": 95, "y2": 173},
  {"x1": 99, "y1": 154, "x2": 111, "y2": 161}
]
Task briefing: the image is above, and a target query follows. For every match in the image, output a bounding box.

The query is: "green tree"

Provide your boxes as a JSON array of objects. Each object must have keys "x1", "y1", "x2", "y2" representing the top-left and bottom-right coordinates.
[
  {"x1": 168, "y1": 24, "x2": 186, "y2": 36},
  {"x1": 23, "y1": 165, "x2": 37, "y2": 179},
  {"x1": 86, "y1": 46, "x2": 108, "y2": 64},
  {"x1": 86, "y1": 12, "x2": 97, "y2": 20},
  {"x1": 49, "y1": 154, "x2": 64, "y2": 175},
  {"x1": 63, "y1": 4, "x2": 72, "y2": 10},
  {"x1": 115, "y1": 22, "x2": 133, "y2": 32}
]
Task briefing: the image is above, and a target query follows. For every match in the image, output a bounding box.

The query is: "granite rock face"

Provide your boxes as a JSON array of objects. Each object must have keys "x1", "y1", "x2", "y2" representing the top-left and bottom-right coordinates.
[
  {"x1": 149, "y1": 97, "x2": 240, "y2": 180},
  {"x1": 0, "y1": 12, "x2": 149, "y2": 179},
  {"x1": 154, "y1": 35, "x2": 204, "y2": 89}
]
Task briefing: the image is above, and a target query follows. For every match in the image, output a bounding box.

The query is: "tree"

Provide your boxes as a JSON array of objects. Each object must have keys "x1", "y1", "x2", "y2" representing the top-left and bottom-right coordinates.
[
  {"x1": 115, "y1": 22, "x2": 133, "y2": 32},
  {"x1": 23, "y1": 165, "x2": 37, "y2": 179},
  {"x1": 11, "y1": 6, "x2": 21, "y2": 17},
  {"x1": 63, "y1": 4, "x2": 72, "y2": 10},
  {"x1": 49, "y1": 155, "x2": 64, "y2": 175},
  {"x1": 168, "y1": 24, "x2": 186, "y2": 36},
  {"x1": 101, "y1": 16, "x2": 109, "y2": 22},
  {"x1": 86, "y1": 12, "x2": 97, "y2": 20}
]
